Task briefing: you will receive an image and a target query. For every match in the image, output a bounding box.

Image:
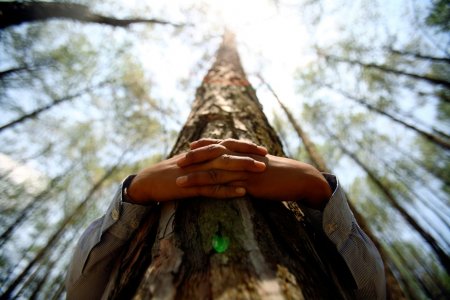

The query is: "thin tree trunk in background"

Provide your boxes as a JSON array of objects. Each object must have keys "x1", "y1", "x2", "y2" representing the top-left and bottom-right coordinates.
[
  {"x1": 325, "y1": 84, "x2": 450, "y2": 150},
  {"x1": 108, "y1": 31, "x2": 356, "y2": 299},
  {"x1": 0, "y1": 1, "x2": 184, "y2": 29},
  {"x1": 387, "y1": 47, "x2": 450, "y2": 64},
  {"x1": 16, "y1": 241, "x2": 64, "y2": 300},
  {"x1": 0, "y1": 172, "x2": 67, "y2": 248},
  {"x1": 324, "y1": 128, "x2": 450, "y2": 275},
  {"x1": 351, "y1": 138, "x2": 450, "y2": 230},
  {"x1": 0, "y1": 66, "x2": 29, "y2": 80},
  {"x1": 28, "y1": 230, "x2": 76, "y2": 300},
  {"x1": 0, "y1": 155, "x2": 126, "y2": 299},
  {"x1": 49, "y1": 280, "x2": 65, "y2": 300},
  {"x1": 382, "y1": 137, "x2": 450, "y2": 187},
  {"x1": 0, "y1": 81, "x2": 111, "y2": 133},
  {"x1": 324, "y1": 54, "x2": 450, "y2": 89},
  {"x1": 258, "y1": 75, "x2": 406, "y2": 299}
]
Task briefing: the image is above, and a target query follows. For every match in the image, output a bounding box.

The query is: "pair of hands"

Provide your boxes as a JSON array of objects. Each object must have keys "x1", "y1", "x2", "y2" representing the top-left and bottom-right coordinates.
[{"x1": 127, "y1": 139, "x2": 332, "y2": 210}]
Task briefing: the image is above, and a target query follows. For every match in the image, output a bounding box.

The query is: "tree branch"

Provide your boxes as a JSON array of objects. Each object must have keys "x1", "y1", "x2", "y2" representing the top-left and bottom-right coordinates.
[{"x1": 0, "y1": 2, "x2": 186, "y2": 29}]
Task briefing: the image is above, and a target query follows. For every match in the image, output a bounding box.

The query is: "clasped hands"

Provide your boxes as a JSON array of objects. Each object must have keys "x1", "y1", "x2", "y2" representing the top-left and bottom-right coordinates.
[{"x1": 127, "y1": 139, "x2": 332, "y2": 210}]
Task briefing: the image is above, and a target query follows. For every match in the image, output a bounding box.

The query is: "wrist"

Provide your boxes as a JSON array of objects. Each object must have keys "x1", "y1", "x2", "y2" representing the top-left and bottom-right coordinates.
[
  {"x1": 123, "y1": 175, "x2": 151, "y2": 205},
  {"x1": 303, "y1": 172, "x2": 333, "y2": 210}
]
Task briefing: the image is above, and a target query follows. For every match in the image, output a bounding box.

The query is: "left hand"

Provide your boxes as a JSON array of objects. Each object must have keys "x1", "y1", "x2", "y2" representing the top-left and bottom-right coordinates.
[{"x1": 177, "y1": 138, "x2": 333, "y2": 210}]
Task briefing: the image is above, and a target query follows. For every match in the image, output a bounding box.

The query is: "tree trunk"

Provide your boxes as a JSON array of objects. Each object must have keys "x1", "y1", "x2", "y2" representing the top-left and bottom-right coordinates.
[
  {"x1": 324, "y1": 128, "x2": 450, "y2": 275},
  {"x1": 324, "y1": 84, "x2": 450, "y2": 150},
  {"x1": 324, "y1": 54, "x2": 450, "y2": 89},
  {"x1": 387, "y1": 47, "x2": 450, "y2": 65},
  {"x1": 0, "y1": 80, "x2": 112, "y2": 133},
  {"x1": 0, "y1": 155, "x2": 125, "y2": 299},
  {"x1": 0, "y1": 1, "x2": 183, "y2": 29},
  {"x1": 108, "y1": 31, "x2": 356, "y2": 299},
  {"x1": 258, "y1": 75, "x2": 406, "y2": 299}
]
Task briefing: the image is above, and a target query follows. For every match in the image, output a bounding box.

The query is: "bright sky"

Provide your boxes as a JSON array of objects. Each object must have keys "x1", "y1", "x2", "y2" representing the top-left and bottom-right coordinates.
[{"x1": 129, "y1": 0, "x2": 340, "y2": 141}]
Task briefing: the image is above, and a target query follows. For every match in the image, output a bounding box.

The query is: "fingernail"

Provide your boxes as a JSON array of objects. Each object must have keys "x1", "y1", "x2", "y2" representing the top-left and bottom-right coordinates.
[
  {"x1": 176, "y1": 176, "x2": 188, "y2": 186},
  {"x1": 235, "y1": 187, "x2": 246, "y2": 195}
]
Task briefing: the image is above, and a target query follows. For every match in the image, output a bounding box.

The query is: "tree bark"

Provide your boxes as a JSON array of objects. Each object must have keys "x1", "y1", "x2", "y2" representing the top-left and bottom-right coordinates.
[
  {"x1": 258, "y1": 75, "x2": 406, "y2": 299},
  {"x1": 108, "y1": 31, "x2": 356, "y2": 299},
  {"x1": 0, "y1": 2, "x2": 184, "y2": 29}
]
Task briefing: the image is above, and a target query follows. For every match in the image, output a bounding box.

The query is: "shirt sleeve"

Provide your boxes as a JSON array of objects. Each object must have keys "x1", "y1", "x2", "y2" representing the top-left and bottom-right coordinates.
[
  {"x1": 309, "y1": 174, "x2": 386, "y2": 299},
  {"x1": 65, "y1": 176, "x2": 155, "y2": 300}
]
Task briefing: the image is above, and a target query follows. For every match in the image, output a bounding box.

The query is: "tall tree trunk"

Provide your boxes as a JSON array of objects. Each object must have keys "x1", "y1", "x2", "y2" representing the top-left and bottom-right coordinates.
[
  {"x1": 0, "y1": 173, "x2": 64, "y2": 248},
  {"x1": 0, "y1": 1, "x2": 183, "y2": 29},
  {"x1": 0, "y1": 66, "x2": 29, "y2": 80},
  {"x1": 324, "y1": 84, "x2": 450, "y2": 150},
  {"x1": 0, "y1": 81, "x2": 111, "y2": 133},
  {"x1": 324, "y1": 54, "x2": 450, "y2": 89},
  {"x1": 387, "y1": 47, "x2": 450, "y2": 65},
  {"x1": 0, "y1": 154, "x2": 125, "y2": 299},
  {"x1": 351, "y1": 138, "x2": 450, "y2": 230},
  {"x1": 324, "y1": 128, "x2": 450, "y2": 275},
  {"x1": 108, "y1": 31, "x2": 356, "y2": 299},
  {"x1": 258, "y1": 75, "x2": 406, "y2": 299},
  {"x1": 381, "y1": 137, "x2": 450, "y2": 186}
]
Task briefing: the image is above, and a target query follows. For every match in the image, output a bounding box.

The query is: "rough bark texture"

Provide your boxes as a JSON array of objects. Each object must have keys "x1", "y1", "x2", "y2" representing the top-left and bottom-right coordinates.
[{"x1": 108, "y1": 32, "x2": 357, "y2": 299}]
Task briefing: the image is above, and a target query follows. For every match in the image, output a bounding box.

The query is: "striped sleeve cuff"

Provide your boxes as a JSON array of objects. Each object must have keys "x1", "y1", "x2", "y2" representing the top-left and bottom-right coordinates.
[{"x1": 321, "y1": 174, "x2": 354, "y2": 250}]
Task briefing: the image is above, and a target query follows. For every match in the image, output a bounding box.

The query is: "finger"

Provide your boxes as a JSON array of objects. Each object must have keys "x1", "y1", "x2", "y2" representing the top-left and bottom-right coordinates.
[
  {"x1": 185, "y1": 185, "x2": 246, "y2": 198},
  {"x1": 226, "y1": 181, "x2": 247, "y2": 187},
  {"x1": 176, "y1": 170, "x2": 248, "y2": 187},
  {"x1": 190, "y1": 138, "x2": 267, "y2": 156},
  {"x1": 209, "y1": 154, "x2": 266, "y2": 172},
  {"x1": 190, "y1": 138, "x2": 221, "y2": 149},
  {"x1": 177, "y1": 144, "x2": 228, "y2": 167},
  {"x1": 219, "y1": 139, "x2": 268, "y2": 156}
]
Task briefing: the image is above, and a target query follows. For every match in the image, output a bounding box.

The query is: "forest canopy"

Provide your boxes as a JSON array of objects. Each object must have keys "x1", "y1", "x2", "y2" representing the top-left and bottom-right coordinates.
[{"x1": 0, "y1": 0, "x2": 448, "y2": 299}]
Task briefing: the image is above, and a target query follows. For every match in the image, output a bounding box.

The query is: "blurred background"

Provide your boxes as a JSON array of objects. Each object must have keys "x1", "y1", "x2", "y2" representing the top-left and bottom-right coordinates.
[{"x1": 0, "y1": 0, "x2": 448, "y2": 298}]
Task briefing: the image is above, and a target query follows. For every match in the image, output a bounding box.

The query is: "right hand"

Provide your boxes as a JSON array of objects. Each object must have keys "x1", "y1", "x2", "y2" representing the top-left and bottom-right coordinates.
[{"x1": 127, "y1": 139, "x2": 268, "y2": 204}]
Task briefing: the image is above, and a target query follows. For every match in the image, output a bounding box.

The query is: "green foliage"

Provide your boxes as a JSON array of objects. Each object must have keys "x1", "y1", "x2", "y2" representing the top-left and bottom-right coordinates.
[{"x1": 426, "y1": 0, "x2": 450, "y2": 32}]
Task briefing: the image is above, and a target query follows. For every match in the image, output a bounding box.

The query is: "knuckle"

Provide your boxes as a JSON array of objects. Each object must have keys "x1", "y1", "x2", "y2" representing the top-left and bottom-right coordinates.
[
  {"x1": 208, "y1": 170, "x2": 219, "y2": 183},
  {"x1": 185, "y1": 150, "x2": 195, "y2": 159},
  {"x1": 207, "y1": 144, "x2": 225, "y2": 153},
  {"x1": 221, "y1": 154, "x2": 231, "y2": 164},
  {"x1": 221, "y1": 138, "x2": 236, "y2": 146},
  {"x1": 210, "y1": 185, "x2": 222, "y2": 196}
]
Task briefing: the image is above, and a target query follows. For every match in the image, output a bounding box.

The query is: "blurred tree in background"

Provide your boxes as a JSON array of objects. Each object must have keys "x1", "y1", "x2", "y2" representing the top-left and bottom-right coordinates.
[{"x1": 0, "y1": 0, "x2": 448, "y2": 299}]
